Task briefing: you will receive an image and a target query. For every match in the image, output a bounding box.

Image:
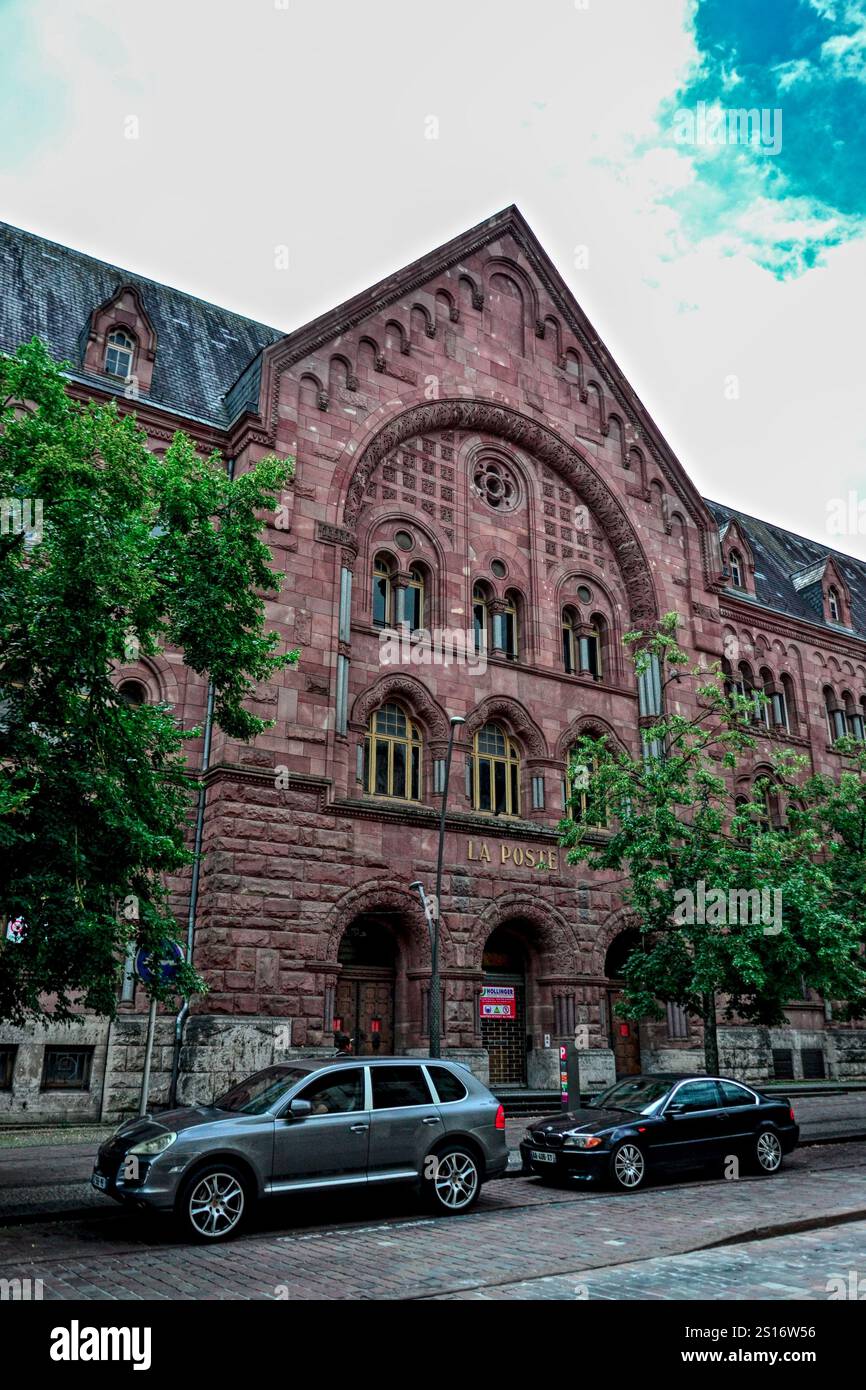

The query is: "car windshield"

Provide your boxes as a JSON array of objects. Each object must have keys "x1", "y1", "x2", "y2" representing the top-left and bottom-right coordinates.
[
  {"x1": 590, "y1": 1078, "x2": 672, "y2": 1114},
  {"x1": 213, "y1": 1066, "x2": 309, "y2": 1115}
]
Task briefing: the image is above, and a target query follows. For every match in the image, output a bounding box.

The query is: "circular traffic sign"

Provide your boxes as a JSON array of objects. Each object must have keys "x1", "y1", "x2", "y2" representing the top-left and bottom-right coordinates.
[{"x1": 135, "y1": 940, "x2": 184, "y2": 986}]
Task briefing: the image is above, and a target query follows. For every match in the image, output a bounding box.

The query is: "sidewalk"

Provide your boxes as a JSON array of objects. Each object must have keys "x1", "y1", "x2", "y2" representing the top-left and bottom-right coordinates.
[{"x1": 0, "y1": 1091, "x2": 863, "y2": 1225}]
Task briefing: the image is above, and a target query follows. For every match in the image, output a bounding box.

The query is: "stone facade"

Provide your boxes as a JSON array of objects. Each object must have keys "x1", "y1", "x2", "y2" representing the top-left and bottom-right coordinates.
[{"x1": 1, "y1": 207, "x2": 865, "y2": 1123}]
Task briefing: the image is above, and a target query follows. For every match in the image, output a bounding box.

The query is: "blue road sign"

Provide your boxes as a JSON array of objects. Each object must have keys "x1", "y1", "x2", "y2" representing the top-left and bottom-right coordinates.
[{"x1": 135, "y1": 940, "x2": 184, "y2": 986}]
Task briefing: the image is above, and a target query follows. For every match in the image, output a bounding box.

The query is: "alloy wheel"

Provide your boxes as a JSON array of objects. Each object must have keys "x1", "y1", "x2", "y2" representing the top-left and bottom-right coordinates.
[
  {"x1": 434, "y1": 1151, "x2": 479, "y2": 1210},
  {"x1": 756, "y1": 1131, "x2": 782, "y2": 1172},
  {"x1": 188, "y1": 1170, "x2": 245, "y2": 1238},
  {"x1": 613, "y1": 1143, "x2": 645, "y2": 1189}
]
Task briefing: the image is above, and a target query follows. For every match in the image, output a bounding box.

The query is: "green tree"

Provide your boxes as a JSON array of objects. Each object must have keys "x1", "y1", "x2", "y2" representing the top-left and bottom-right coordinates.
[
  {"x1": 0, "y1": 338, "x2": 298, "y2": 1023},
  {"x1": 560, "y1": 613, "x2": 866, "y2": 1073}
]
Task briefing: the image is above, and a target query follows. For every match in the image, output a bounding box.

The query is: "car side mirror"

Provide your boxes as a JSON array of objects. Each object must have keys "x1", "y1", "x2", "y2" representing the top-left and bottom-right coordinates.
[
  {"x1": 287, "y1": 1099, "x2": 312, "y2": 1120},
  {"x1": 666, "y1": 1101, "x2": 685, "y2": 1115}
]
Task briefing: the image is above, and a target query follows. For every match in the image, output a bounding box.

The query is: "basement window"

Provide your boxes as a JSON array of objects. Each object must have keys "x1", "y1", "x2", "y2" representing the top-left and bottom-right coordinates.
[
  {"x1": 0, "y1": 1045, "x2": 17, "y2": 1090},
  {"x1": 41, "y1": 1046, "x2": 94, "y2": 1091}
]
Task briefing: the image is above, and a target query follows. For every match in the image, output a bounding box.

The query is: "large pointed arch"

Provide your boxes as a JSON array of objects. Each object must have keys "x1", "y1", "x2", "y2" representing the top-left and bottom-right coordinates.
[{"x1": 341, "y1": 399, "x2": 659, "y2": 626}]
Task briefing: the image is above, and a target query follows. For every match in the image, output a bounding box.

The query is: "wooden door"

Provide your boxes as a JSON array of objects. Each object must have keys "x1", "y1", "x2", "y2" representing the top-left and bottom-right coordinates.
[
  {"x1": 335, "y1": 972, "x2": 394, "y2": 1055},
  {"x1": 608, "y1": 990, "x2": 641, "y2": 1075}
]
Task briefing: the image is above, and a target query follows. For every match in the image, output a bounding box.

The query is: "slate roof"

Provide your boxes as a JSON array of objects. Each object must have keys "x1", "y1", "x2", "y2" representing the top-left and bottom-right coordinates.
[
  {"x1": 1, "y1": 219, "x2": 864, "y2": 645},
  {"x1": 706, "y1": 500, "x2": 866, "y2": 641},
  {"x1": 0, "y1": 222, "x2": 282, "y2": 427}
]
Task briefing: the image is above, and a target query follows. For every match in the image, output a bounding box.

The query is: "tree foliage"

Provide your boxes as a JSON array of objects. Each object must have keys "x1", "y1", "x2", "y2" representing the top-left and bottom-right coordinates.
[
  {"x1": 560, "y1": 613, "x2": 866, "y2": 1070},
  {"x1": 0, "y1": 338, "x2": 297, "y2": 1023}
]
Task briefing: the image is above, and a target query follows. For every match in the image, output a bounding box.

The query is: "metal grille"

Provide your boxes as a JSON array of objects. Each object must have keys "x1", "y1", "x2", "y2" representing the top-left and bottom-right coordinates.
[
  {"x1": 801, "y1": 1048, "x2": 826, "y2": 1080},
  {"x1": 481, "y1": 980, "x2": 526, "y2": 1085}
]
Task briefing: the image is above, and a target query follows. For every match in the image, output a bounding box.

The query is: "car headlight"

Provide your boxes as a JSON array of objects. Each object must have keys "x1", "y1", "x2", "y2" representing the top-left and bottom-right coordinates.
[
  {"x1": 128, "y1": 1132, "x2": 177, "y2": 1157},
  {"x1": 562, "y1": 1133, "x2": 603, "y2": 1149}
]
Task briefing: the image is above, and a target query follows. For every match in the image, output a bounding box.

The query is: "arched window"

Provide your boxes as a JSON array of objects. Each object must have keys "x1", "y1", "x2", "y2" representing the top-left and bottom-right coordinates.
[
  {"x1": 562, "y1": 609, "x2": 604, "y2": 678},
  {"x1": 372, "y1": 553, "x2": 395, "y2": 628},
  {"x1": 759, "y1": 668, "x2": 774, "y2": 730},
  {"x1": 587, "y1": 615, "x2": 605, "y2": 680},
  {"x1": 855, "y1": 696, "x2": 866, "y2": 742},
  {"x1": 105, "y1": 329, "x2": 135, "y2": 379},
  {"x1": 562, "y1": 607, "x2": 579, "y2": 675},
  {"x1": 721, "y1": 657, "x2": 744, "y2": 702},
  {"x1": 754, "y1": 774, "x2": 779, "y2": 832},
  {"x1": 563, "y1": 741, "x2": 606, "y2": 826},
  {"x1": 828, "y1": 587, "x2": 841, "y2": 623},
  {"x1": 405, "y1": 564, "x2": 425, "y2": 632},
  {"x1": 825, "y1": 687, "x2": 845, "y2": 742},
  {"x1": 503, "y1": 590, "x2": 520, "y2": 661},
  {"x1": 472, "y1": 722, "x2": 520, "y2": 816},
  {"x1": 117, "y1": 680, "x2": 147, "y2": 707},
  {"x1": 729, "y1": 550, "x2": 743, "y2": 588},
  {"x1": 779, "y1": 673, "x2": 796, "y2": 732},
  {"x1": 737, "y1": 661, "x2": 764, "y2": 723},
  {"x1": 364, "y1": 703, "x2": 422, "y2": 801},
  {"x1": 473, "y1": 582, "x2": 491, "y2": 654}
]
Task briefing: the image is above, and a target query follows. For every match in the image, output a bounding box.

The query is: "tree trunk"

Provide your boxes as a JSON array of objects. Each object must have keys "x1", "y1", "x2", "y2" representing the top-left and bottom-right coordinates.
[{"x1": 702, "y1": 992, "x2": 720, "y2": 1074}]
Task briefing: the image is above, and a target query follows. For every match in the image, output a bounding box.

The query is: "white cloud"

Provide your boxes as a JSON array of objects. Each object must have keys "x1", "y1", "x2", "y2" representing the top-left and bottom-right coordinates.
[{"x1": 1, "y1": 0, "x2": 864, "y2": 558}]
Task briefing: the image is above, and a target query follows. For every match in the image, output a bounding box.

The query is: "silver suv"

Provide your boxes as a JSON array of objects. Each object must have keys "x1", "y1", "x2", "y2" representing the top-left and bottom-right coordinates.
[{"x1": 92, "y1": 1057, "x2": 508, "y2": 1240}]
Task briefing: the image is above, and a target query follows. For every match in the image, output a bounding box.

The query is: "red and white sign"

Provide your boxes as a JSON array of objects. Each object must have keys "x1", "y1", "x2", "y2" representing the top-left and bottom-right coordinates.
[
  {"x1": 5, "y1": 917, "x2": 26, "y2": 944},
  {"x1": 479, "y1": 985, "x2": 516, "y2": 1019}
]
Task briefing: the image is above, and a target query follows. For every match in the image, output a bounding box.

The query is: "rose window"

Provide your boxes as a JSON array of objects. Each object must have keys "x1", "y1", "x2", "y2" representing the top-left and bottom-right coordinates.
[{"x1": 473, "y1": 457, "x2": 519, "y2": 511}]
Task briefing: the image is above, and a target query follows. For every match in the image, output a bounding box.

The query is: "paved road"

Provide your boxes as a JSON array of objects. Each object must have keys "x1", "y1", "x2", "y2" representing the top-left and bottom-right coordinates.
[
  {"x1": 0, "y1": 1139, "x2": 863, "y2": 1300},
  {"x1": 1, "y1": 1091, "x2": 863, "y2": 1223},
  {"x1": 440, "y1": 1221, "x2": 866, "y2": 1300}
]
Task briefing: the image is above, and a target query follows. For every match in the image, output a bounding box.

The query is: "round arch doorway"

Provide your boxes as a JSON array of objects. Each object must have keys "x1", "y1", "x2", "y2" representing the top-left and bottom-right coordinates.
[
  {"x1": 335, "y1": 914, "x2": 397, "y2": 1056},
  {"x1": 481, "y1": 924, "x2": 528, "y2": 1087},
  {"x1": 605, "y1": 929, "x2": 642, "y2": 1076}
]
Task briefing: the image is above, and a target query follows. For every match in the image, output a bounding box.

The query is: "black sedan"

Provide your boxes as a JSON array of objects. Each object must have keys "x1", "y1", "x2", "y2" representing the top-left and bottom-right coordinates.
[{"x1": 520, "y1": 1074, "x2": 799, "y2": 1191}]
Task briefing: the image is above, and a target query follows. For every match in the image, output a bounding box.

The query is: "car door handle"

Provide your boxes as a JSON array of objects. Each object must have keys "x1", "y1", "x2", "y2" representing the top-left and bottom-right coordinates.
[
  {"x1": 421, "y1": 1116, "x2": 441, "y2": 1125},
  {"x1": 349, "y1": 1123, "x2": 369, "y2": 1133}
]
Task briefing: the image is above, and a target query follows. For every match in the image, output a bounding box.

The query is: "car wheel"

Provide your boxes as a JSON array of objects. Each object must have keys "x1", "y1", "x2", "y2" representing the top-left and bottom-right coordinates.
[
  {"x1": 423, "y1": 1143, "x2": 482, "y2": 1215},
  {"x1": 753, "y1": 1129, "x2": 783, "y2": 1176},
  {"x1": 608, "y1": 1140, "x2": 647, "y2": 1191},
  {"x1": 179, "y1": 1163, "x2": 251, "y2": 1242}
]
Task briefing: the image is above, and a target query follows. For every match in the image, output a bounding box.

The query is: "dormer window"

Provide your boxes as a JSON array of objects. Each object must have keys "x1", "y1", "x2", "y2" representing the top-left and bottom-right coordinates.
[
  {"x1": 105, "y1": 329, "x2": 135, "y2": 379},
  {"x1": 828, "y1": 586, "x2": 841, "y2": 623},
  {"x1": 729, "y1": 550, "x2": 743, "y2": 588}
]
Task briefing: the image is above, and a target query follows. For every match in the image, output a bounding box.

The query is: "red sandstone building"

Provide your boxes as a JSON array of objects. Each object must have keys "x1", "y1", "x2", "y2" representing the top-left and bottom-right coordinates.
[{"x1": 1, "y1": 208, "x2": 865, "y2": 1122}]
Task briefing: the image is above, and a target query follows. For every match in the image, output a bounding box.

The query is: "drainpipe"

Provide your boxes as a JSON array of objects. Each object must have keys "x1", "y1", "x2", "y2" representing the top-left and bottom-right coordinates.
[
  {"x1": 168, "y1": 455, "x2": 234, "y2": 1108},
  {"x1": 168, "y1": 677, "x2": 215, "y2": 1108}
]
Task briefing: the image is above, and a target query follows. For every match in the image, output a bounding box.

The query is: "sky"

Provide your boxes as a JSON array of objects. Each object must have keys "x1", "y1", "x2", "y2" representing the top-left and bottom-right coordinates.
[{"x1": 1, "y1": 0, "x2": 865, "y2": 557}]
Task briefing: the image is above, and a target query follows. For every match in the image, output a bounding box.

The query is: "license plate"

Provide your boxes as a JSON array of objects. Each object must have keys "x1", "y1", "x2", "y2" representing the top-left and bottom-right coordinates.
[
  {"x1": 91, "y1": 1173, "x2": 109, "y2": 1191},
  {"x1": 530, "y1": 1149, "x2": 556, "y2": 1164}
]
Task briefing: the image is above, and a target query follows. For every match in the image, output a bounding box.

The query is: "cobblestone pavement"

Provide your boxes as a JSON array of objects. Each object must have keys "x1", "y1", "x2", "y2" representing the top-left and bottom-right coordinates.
[
  {"x1": 0, "y1": 1140, "x2": 863, "y2": 1300},
  {"x1": 436, "y1": 1220, "x2": 866, "y2": 1300}
]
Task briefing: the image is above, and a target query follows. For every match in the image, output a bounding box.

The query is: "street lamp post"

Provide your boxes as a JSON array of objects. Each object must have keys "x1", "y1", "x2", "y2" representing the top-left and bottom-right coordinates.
[{"x1": 412, "y1": 713, "x2": 464, "y2": 1060}]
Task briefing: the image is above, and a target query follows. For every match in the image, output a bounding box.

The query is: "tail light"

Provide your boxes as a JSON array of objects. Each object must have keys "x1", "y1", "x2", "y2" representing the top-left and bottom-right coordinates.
[
  {"x1": 495, "y1": 1104, "x2": 506, "y2": 1131},
  {"x1": 790, "y1": 1107, "x2": 795, "y2": 1122}
]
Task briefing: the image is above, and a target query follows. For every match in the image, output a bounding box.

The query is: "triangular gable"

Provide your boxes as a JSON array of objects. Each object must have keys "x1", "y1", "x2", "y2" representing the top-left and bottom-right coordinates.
[{"x1": 253, "y1": 206, "x2": 715, "y2": 542}]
